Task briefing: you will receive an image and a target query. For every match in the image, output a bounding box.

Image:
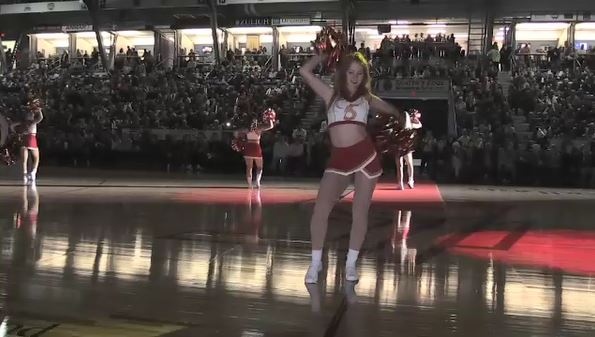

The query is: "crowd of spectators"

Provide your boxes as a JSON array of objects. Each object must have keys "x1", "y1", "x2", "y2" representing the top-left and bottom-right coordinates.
[
  {"x1": 370, "y1": 32, "x2": 466, "y2": 78},
  {"x1": 1, "y1": 52, "x2": 313, "y2": 172},
  {"x1": 417, "y1": 48, "x2": 595, "y2": 188},
  {"x1": 357, "y1": 33, "x2": 595, "y2": 188},
  {"x1": 2, "y1": 39, "x2": 595, "y2": 188}
]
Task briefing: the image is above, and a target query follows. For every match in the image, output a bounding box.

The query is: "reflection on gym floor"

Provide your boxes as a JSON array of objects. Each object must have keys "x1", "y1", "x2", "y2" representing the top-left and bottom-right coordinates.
[{"x1": 0, "y1": 182, "x2": 594, "y2": 336}]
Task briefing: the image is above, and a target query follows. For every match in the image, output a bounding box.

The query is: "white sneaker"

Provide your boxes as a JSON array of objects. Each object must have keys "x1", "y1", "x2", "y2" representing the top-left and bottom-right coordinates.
[
  {"x1": 29, "y1": 173, "x2": 36, "y2": 183},
  {"x1": 305, "y1": 264, "x2": 323, "y2": 284},
  {"x1": 345, "y1": 265, "x2": 359, "y2": 282}
]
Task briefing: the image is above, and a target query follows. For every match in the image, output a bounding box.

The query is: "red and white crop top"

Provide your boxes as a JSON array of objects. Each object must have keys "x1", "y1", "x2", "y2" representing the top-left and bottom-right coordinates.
[
  {"x1": 25, "y1": 111, "x2": 39, "y2": 134},
  {"x1": 246, "y1": 130, "x2": 261, "y2": 141},
  {"x1": 327, "y1": 96, "x2": 370, "y2": 127}
]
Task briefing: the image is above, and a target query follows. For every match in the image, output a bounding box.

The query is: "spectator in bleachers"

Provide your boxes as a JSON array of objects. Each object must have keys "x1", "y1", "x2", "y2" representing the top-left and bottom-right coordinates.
[
  {"x1": 287, "y1": 137, "x2": 305, "y2": 175},
  {"x1": 292, "y1": 122, "x2": 307, "y2": 141},
  {"x1": 358, "y1": 43, "x2": 371, "y2": 61},
  {"x1": 271, "y1": 134, "x2": 289, "y2": 174},
  {"x1": 487, "y1": 43, "x2": 500, "y2": 72}
]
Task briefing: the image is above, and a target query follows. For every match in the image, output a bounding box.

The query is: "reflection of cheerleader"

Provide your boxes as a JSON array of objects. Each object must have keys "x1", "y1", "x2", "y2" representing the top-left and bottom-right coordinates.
[
  {"x1": 241, "y1": 189, "x2": 262, "y2": 243},
  {"x1": 391, "y1": 210, "x2": 416, "y2": 272},
  {"x1": 395, "y1": 110, "x2": 421, "y2": 190},
  {"x1": 13, "y1": 185, "x2": 40, "y2": 265},
  {"x1": 15, "y1": 185, "x2": 39, "y2": 238},
  {"x1": 236, "y1": 118, "x2": 274, "y2": 188}
]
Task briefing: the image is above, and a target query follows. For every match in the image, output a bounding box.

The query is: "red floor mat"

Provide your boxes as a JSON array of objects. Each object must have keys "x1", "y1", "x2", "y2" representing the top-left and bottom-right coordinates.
[
  {"x1": 343, "y1": 181, "x2": 444, "y2": 204},
  {"x1": 437, "y1": 230, "x2": 595, "y2": 276},
  {"x1": 175, "y1": 181, "x2": 443, "y2": 205}
]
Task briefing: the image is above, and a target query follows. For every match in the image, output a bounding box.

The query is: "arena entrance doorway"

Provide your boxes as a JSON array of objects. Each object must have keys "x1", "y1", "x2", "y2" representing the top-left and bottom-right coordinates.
[
  {"x1": 385, "y1": 99, "x2": 450, "y2": 138},
  {"x1": 375, "y1": 77, "x2": 455, "y2": 137}
]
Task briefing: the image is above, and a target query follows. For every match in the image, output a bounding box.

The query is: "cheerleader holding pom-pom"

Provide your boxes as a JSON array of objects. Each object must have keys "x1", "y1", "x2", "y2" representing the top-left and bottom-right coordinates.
[
  {"x1": 301, "y1": 26, "x2": 403, "y2": 284},
  {"x1": 19, "y1": 96, "x2": 44, "y2": 185},
  {"x1": 395, "y1": 109, "x2": 422, "y2": 190},
  {"x1": 2, "y1": 94, "x2": 44, "y2": 183},
  {"x1": 373, "y1": 109, "x2": 422, "y2": 189},
  {"x1": 232, "y1": 109, "x2": 276, "y2": 188}
]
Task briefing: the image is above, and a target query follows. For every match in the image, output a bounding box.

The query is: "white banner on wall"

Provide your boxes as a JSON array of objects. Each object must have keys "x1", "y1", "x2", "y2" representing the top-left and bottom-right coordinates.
[
  {"x1": 234, "y1": 17, "x2": 312, "y2": 27},
  {"x1": 530, "y1": 13, "x2": 593, "y2": 22},
  {"x1": 376, "y1": 79, "x2": 450, "y2": 100},
  {"x1": 0, "y1": 1, "x2": 86, "y2": 15},
  {"x1": 277, "y1": 18, "x2": 311, "y2": 26},
  {"x1": 122, "y1": 129, "x2": 228, "y2": 142},
  {"x1": 62, "y1": 25, "x2": 93, "y2": 32}
]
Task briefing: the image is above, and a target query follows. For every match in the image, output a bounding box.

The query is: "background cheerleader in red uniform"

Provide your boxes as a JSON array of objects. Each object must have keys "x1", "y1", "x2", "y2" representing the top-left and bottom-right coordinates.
[
  {"x1": 395, "y1": 110, "x2": 422, "y2": 189},
  {"x1": 12, "y1": 93, "x2": 44, "y2": 184},
  {"x1": 233, "y1": 110, "x2": 275, "y2": 188}
]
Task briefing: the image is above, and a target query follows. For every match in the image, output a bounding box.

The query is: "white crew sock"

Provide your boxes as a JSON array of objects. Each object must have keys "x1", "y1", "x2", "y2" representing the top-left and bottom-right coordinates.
[
  {"x1": 346, "y1": 249, "x2": 359, "y2": 267},
  {"x1": 311, "y1": 249, "x2": 322, "y2": 266}
]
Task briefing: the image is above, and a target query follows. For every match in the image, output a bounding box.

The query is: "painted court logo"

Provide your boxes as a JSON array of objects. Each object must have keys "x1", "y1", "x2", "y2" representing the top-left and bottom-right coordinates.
[
  {"x1": 1, "y1": 319, "x2": 59, "y2": 337},
  {"x1": 0, "y1": 317, "x2": 183, "y2": 336}
]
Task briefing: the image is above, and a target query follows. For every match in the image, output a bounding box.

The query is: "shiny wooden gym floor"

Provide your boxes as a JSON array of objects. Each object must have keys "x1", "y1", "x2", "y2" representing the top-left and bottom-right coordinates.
[{"x1": 1, "y1": 174, "x2": 595, "y2": 337}]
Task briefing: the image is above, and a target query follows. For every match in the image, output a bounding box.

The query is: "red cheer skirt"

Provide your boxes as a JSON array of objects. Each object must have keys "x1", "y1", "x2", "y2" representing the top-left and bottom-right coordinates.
[
  {"x1": 23, "y1": 134, "x2": 38, "y2": 149},
  {"x1": 326, "y1": 137, "x2": 382, "y2": 179},
  {"x1": 243, "y1": 141, "x2": 262, "y2": 159}
]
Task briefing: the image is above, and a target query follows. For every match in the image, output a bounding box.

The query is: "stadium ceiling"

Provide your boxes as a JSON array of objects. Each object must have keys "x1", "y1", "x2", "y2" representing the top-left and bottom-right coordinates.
[
  {"x1": 231, "y1": 0, "x2": 595, "y2": 19},
  {"x1": 0, "y1": 5, "x2": 217, "y2": 31},
  {"x1": 0, "y1": 0, "x2": 593, "y2": 31},
  {"x1": 102, "y1": 0, "x2": 595, "y2": 19}
]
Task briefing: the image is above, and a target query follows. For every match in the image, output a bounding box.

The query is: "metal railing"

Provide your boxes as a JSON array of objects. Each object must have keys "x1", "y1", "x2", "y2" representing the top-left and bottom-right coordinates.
[
  {"x1": 262, "y1": 55, "x2": 274, "y2": 73},
  {"x1": 511, "y1": 52, "x2": 590, "y2": 74},
  {"x1": 48, "y1": 58, "x2": 64, "y2": 74},
  {"x1": 155, "y1": 57, "x2": 174, "y2": 69}
]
